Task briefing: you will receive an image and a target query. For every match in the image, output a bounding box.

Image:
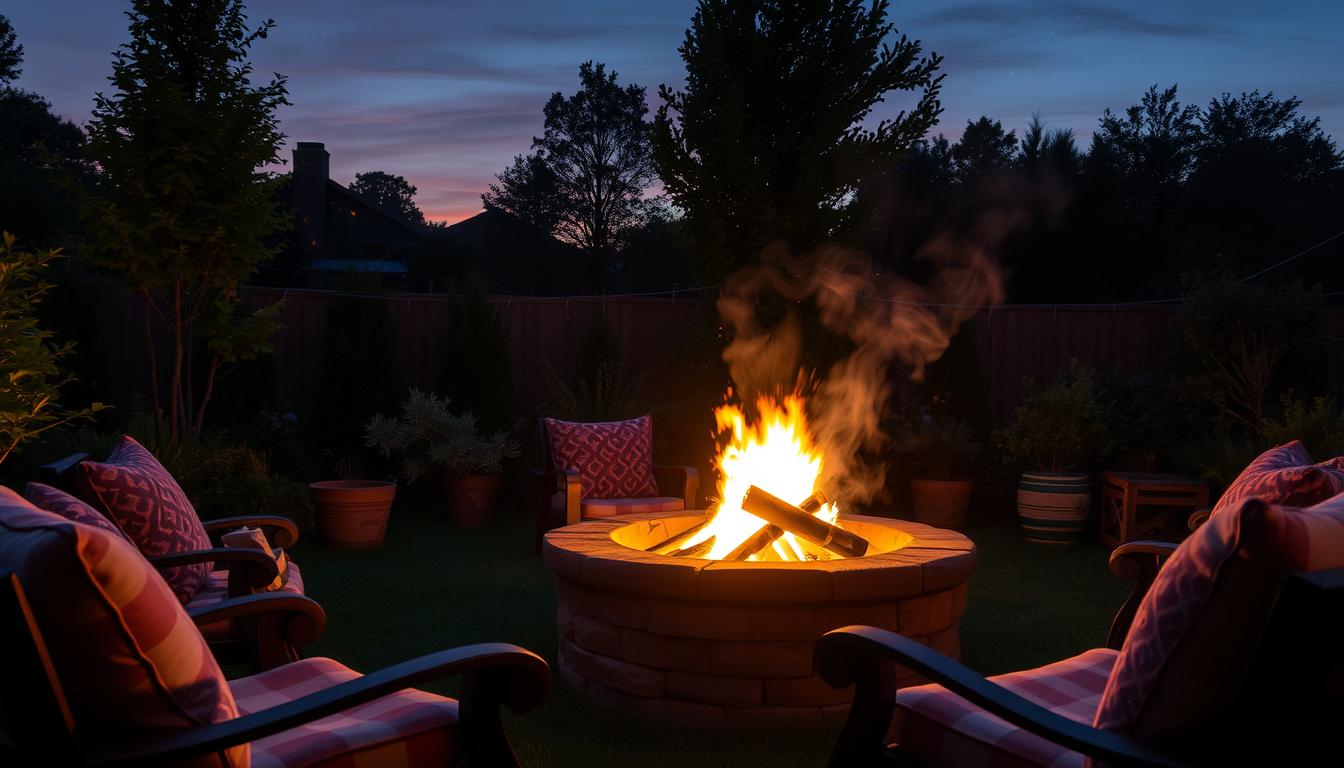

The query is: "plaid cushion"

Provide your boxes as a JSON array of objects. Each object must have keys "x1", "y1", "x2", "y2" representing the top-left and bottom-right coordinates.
[
  {"x1": 76, "y1": 436, "x2": 214, "y2": 603},
  {"x1": 890, "y1": 648, "x2": 1117, "y2": 768},
  {"x1": 233, "y1": 657, "x2": 459, "y2": 768},
  {"x1": 545, "y1": 415, "x2": 660, "y2": 500},
  {"x1": 0, "y1": 487, "x2": 245, "y2": 767},
  {"x1": 550, "y1": 492, "x2": 684, "y2": 519},
  {"x1": 1210, "y1": 440, "x2": 1344, "y2": 519},
  {"x1": 1095, "y1": 491, "x2": 1344, "y2": 742},
  {"x1": 25, "y1": 481, "x2": 132, "y2": 543}
]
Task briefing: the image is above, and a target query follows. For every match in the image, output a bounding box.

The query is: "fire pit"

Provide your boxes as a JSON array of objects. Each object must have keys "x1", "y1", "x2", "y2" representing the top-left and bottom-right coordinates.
[
  {"x1": 543, "y1": 394, "x2": 975, "y2": 726},
  {"x1": 544, "y1": 512, "x2": 973, "y2": 727}
]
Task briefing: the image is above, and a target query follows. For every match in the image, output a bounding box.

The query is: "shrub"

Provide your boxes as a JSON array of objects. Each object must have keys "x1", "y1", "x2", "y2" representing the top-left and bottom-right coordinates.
[
  {"x1": 1262, "y1": 396, "x2": 1344, "y2": 459},
  {"x1": 365, "y1": 389, "x2": 521, "y2": 479},
  {"x1": 996, "y1": 361, "x2": 1114, "y2": 473},
  {"x1": 896, "y1": 416, "x2": 981, "y2": 480},
  {"x1": 1174, "y1": 434, "x2": 1264, "y2": 496}
]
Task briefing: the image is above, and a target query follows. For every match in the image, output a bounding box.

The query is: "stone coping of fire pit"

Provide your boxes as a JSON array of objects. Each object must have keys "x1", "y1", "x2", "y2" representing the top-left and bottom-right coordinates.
[{"x1": 543, "y1": 512, "x2": 975, "y2": 604}]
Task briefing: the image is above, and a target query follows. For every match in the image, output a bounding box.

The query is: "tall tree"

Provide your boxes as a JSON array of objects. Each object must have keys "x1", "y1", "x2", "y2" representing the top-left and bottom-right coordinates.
[
  {"x1": 950, "y1": 116, "x2": 1016, "y2": 184},
  {"x1": 0, "y1": 14, "x2": 21, "y2": 85},
  {"x1": 653, "y1": 0, "x2": 943, "y2": 284},
  {"x1": 484, "y1": 61, "x2": 656, "y2": 287},
  {"x1": 83, "y1": 0, "x2": 288, "y2": 444},
  {"x1": 349, "y1": 170, "x2": 425, "y2": 224}
]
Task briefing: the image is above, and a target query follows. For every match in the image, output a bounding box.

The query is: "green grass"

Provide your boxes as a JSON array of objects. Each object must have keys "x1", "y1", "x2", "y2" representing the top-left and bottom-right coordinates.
[{"x1": 286, "y1": 506, "x2": 1129, "y2": 767}]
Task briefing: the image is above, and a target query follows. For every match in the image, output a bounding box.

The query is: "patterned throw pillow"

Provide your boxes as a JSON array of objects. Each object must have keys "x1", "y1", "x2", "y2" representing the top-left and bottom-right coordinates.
[
  {"x1": 25, "y1": 482, "x2": 132, "y2": 543},
  {"x1": 545, "y1": 415, "x2": 660, "y2": 500},
  {"x1": 1094, "y1": 491, "x2": 1344, "y2": 742},
  {"x1": 76, "y1": 436, "x2": 213, "y2": 603},
  {"x1": 1210, "y1": 440, "x2": 1344, "y2": 519},
  {"x1": 0, "y1": 487, "x2": 246, "y2": 766}
]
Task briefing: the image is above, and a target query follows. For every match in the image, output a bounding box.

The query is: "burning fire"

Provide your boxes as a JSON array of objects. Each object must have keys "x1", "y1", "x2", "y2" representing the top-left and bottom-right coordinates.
[{"x1": 672, "y1": 394, "x2": 844, "y2": 561}]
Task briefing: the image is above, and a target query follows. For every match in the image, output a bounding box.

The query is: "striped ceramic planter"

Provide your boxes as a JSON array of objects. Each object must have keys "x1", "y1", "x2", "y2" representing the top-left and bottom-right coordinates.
[{"x1": 1017, "y1": 472, "x2": 1092, "y2": 544}]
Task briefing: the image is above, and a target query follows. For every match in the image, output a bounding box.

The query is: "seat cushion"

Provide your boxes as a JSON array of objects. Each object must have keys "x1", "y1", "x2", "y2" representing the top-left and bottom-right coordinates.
[
  {"x1": 1095, "y1": 491, "x2": 1344, "y2": 742},
  {"x1": 233, "y1": 657, "x2": 459, "y2": 768},
  {"x1": 76, "y1": 435, "x2": 214, "y2": 603},
  {"x1": 192, "y1": 560, "x2": 307, "y2": 642},
  {"x1": 890, "y1": 648, "x2": 1118, "y2": 768},
  {"x1": 550, "y1": 492, "x2": 685, "y2": 519},
  {"x1": 1210, "y1": 440, "x2": 1344, "y2": 519},
  {"x1": 0, "y1": 487, "x2": 245, "y2": 767},
  {"x1": 544, "y1": 415, "x2": 660, "y2": 499},
  {"x1": 25, "y1": 481, "x2": 132, "y2": 544}
]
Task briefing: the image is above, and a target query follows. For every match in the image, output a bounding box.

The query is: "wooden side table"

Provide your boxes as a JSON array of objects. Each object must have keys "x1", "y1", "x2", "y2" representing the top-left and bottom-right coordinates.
[{"x1": 1099, "y1": 471, "x2": 1209, "y2": 548}]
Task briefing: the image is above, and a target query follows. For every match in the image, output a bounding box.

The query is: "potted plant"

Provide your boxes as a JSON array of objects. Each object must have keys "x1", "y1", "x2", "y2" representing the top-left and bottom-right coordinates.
[
  {"x1": 996, "y1": 362, "x2": 1113, "y2": 544},
  {"x1": 309, "y1": 451, "x2": 397, "y2": 550},
  {"x1": 897, "y1": 416, "x2": 981, "y2": 528},
  {"x1": 366, "y1": 390, "x2": 521, "y2": 526}
]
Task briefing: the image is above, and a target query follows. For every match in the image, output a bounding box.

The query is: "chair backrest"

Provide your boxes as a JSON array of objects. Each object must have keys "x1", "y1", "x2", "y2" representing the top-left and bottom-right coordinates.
[
  {"x1": 536, "y1": 417, "x2": 555, "y2": 471},
  {"x1": 35, "y1": 452, "x2": 90, "y2": 492},
  {"x1": 0, "y1": 571, "x2": 79, "y2": 763}
]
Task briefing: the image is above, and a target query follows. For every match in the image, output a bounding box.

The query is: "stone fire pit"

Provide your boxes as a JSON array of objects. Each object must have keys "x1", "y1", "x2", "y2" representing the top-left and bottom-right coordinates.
[{"x1": 543, "y1": 512, "x2": 975, "y2": 728}]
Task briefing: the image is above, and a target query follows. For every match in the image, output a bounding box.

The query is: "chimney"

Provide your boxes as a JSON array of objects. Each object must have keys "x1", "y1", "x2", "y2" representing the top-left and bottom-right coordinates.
[{"x1": 292, "y1": 142, "x2": 330, "y2": 262}]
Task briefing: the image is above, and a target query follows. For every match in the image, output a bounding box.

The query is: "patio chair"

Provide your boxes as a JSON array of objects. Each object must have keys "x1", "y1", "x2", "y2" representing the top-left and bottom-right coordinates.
[
  {"x1": 816, "y1": 493, "x2": 1344, "y2": 767},
  {"x1": 0, "y1": 487, "x2": 550, "y2": 767},
  {"x1": 1186, "y1": 440, "x2": 1344, "y2": 532},
  {"x1": 37, "y1": 439, "x2": 319, "y2": 670},
  {"x1": 532, "y1": 415, "x2": 699, "y2": 550}
]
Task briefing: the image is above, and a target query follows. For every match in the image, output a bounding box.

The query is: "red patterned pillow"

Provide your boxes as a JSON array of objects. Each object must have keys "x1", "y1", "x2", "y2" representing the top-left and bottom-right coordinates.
[
  {"x1": 1210, "y1": 440, "x2": 1344, "y2": 519},
  {"x1": 76, "y1": 436, "x2": 212, "y2": 603},
  {"x1": 545, "y1": 415, "x2": 660, "y2": 500},
  {"x1": 1095, "y1": 491, "x2": 1344, "y2": 742},
  {"x1": 25, "y1": 482, "x2": 132, "y2": 544},
  {"x1": 0, "y1": 486, "x2": 246, "y2": 766}
]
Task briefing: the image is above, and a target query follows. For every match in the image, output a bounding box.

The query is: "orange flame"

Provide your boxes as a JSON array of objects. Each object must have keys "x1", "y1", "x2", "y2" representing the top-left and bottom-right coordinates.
[{"x1": 677, "y1": 393, "x2": 842, "y2": 561}]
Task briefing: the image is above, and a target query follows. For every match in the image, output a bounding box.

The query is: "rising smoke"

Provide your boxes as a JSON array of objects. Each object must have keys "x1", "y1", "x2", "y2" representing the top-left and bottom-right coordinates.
[{"x1": 716, "y1": 204, "x2": 1026, "y2": 505}]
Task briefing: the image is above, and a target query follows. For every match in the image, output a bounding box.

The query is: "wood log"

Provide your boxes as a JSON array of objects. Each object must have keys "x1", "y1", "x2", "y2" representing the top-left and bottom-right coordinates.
[
  {"x1": 644, "y1": 518, "x2": 712, "y2": 554},
  {"x1": 740, "y1": 486, "x2": 869, "y2": 558},
  {"x1": 725, "y1": 492, "x2": 827, "y2": 561},
  {"x1": 666, "y1": 536, "x2": 715, "y2": 559}
]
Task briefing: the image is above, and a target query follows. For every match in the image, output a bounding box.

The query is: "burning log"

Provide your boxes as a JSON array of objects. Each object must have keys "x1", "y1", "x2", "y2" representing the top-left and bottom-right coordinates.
[
  {"x1": 644, "y1": 518, "x2": 712, "y2": 554},
  {"x1": 740, "y1": 486, "x2": 869, "y2": 558},
  {"x1": 725, "y1": 492, "x2": 829, "y2": 561},
  {"x1": 666, "y1": 536, "x2": 715, "y2": 559}
]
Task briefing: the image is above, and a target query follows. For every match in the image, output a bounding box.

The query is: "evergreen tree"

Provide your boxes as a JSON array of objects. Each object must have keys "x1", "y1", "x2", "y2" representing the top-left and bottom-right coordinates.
[
  {"x1": 653, "y1": 0, "x2": 943, "y2": 284},
  {"x1": 83, "y1": 0, "x2": 288, "y2": 443},
  {"x1": 950, "y1": 116, "x2": 1016, "y2": 184}
]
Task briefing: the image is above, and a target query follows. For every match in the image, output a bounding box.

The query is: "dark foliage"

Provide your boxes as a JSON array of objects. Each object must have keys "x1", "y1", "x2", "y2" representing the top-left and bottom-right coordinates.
[
  {"x1": 441, "y1": 278, "x2": 512, "y2": 432},
  {"x1": 316, "y1": 272, "x2": 404, "y2": 460},
  {"x1": 349, "y1": 170, "x2": 425, "y2": 224}
]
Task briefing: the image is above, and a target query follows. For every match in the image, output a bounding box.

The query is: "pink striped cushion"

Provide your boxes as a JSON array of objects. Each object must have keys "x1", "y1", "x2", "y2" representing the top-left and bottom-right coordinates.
[
  {"x1": 76, "y1": 436, "x2": 213, "y2": 603},
  {"x1": 890, "y1": 648, "x2": 1118, "y2": 768},
  {"x1": 233, "y1": 656, "x2": 459, "y2": 767},
  {"x1": 1210, "y1": 441, "x2": 1344, "y2": 519},
  {"x1": 25, "y1": 481, "x2": 132, "y2": 543},
  {"x1": 550, "y1": 492, "x2": 685, "y2": 519},
  {"x1": 1095, "y1": 491, "x2": 1344, "y2": 742},
  {"x1": 0, "y1": 486, "x2": 245, "y2": 767},
  {"x1": 545, "y1": 416, "x2": 660, "y2": 500}
]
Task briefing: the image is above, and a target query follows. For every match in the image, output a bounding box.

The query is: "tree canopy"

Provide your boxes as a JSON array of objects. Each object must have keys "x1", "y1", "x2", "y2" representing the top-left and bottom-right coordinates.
[
  {"x1": 0, "y1": 14, "x2": 21, "y2": 85},
  {"x1": 484, "y1": 61, "x2": 657, "y2": 287},
  {"x1": 350, "y1": 170, "x2": 425, "y2": 224},
  {"x1": 653, "y1": 0, "x2": 944, "y2": 284},
  {"x1": 83, "y1": 0, "x2": 289, "y2": 442}
]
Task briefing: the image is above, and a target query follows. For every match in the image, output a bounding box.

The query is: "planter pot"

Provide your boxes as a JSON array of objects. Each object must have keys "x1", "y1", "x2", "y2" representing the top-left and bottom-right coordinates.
[
  {"x1": 1017, "y1": 471, "x2": 1092, "y2": 545},
  {"x1": 442, "y1": 472, "x2": 503, "y2": 527},
  {"x1": 910, "y1": 478, "x2": 974, "y2": 529},
  {"x1": 310, "y1": 480, "x2": 396, "y2": 550}
]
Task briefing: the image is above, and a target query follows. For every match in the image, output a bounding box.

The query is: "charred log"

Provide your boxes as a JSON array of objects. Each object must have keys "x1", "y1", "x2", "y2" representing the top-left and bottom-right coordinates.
[{"x1": 740, "y1": 486, "x2": 869, "y2": 558}]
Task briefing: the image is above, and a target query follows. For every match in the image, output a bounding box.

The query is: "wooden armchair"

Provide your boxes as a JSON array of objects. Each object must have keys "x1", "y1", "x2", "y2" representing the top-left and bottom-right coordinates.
[
  {"x1": 532, "y1": 417, "x2": 699, "y2": 550},
  {"x1": 0, "y1": 570, "x2": 549, "y2": 767},
  {"x1": 816, "y1": 540, "x2": 1344, "y2": 767}
]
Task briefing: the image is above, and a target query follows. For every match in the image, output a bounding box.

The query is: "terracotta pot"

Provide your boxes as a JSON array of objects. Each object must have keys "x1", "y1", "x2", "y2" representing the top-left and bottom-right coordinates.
[
  {"x1": 310, "y1": 480, "x2": 396, "y2": 549},
  {"x1": 910, "y1": 477, "x2": 973, "y2": 529},
  {"x1": 442, "y1": 472, "x2": 502, "y2": 527},
  {"x1": 1017, "y1": 471, "x2": 1092, "y2": 545}
]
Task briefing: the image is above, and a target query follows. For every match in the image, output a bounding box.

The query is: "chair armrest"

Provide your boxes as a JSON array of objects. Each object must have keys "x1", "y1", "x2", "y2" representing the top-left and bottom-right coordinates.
[
  {"x1": 148, "y1": 547, "x2": 280, "y2": 594},
  {"x1": 654, "y1": 465, "x2": 700, "y2": 510},
  {"x1": 814, "y1": 626, "x2": 1191, "y2": 768},
  {"x1": 202, "y1": 515, "x2": 300, "y2": 548},
  {"x1": 35, "y1": 452, "x2": 92, "y2": 489},
  {"x1": 88, "y1": 642, "x2": 551, "y2": 767},
  {"x1": 1188, "y1": 506, "x2": 1211, "y2": 531},
  {"x1": 187, "y1": 592, "x2": 326, "y2": 670},
  {"x1": 530, "y1": 467, "x2": 582, "y2": 525},
  {"x1": 1106, "y1": 540, "x2": 1179, "y2": 649}
]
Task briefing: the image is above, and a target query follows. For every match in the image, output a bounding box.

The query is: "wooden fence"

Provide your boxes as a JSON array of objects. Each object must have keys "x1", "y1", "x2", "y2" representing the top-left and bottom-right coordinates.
[{"x1": 94, "y1": 286, "x2": 1344, "y2": 426}]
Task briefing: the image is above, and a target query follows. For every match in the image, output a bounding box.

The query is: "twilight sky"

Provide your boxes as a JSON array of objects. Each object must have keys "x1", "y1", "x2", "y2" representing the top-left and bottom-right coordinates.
[{"x1": 9, "y1": 1, "x2": 1342, "y2": 224}]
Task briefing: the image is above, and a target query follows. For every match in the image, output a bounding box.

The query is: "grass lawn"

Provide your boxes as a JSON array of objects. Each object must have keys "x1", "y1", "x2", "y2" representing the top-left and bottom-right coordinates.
[{"x1": 286, "y1": 503, "x2": 1129, "y2": 767}]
